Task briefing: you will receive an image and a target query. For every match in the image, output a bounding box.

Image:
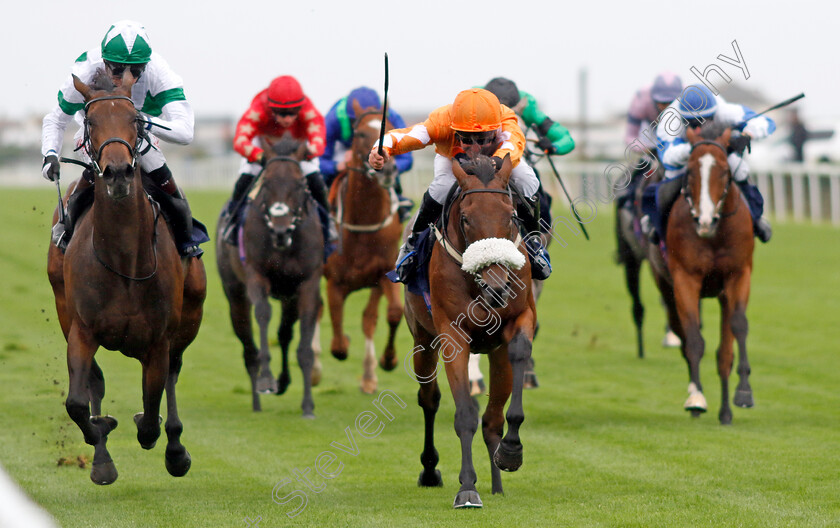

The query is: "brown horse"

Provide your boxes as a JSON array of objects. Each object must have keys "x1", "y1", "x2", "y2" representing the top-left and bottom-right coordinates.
[
  {"x1": 405, "y1": 154, "x2": 536, "y2": 508},
  {"x1": 648, "y1": 124, "x2": 755, "y2": 425},
  {"x1": 324, "y1": 100, "x2": 403, "y2": 393},
  {"x1": 216, "y1": 136, "x2": 322, "y2": 417},
  {"x1": 47, "y1": 73, "x2": 206, "y2": 484}
]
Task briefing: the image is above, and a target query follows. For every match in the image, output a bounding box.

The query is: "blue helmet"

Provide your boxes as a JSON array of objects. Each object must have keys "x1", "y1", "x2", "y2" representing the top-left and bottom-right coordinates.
[
  {"x1": 346, "y1": 87, "x2": 381, "y2": 120},
  {"x1": 678, "y1": 84, "x2": 717, "y2": 119},
  {"x1": 650, "y1": 72, "x2": 683, "y2": 104}
]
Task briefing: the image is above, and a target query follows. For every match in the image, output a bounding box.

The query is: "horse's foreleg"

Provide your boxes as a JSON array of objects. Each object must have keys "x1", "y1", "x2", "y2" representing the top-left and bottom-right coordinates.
[
  {"x1": 379, "y1": 278, "x2": 402, "y2": 372},
  {"x1": 87, "y1": 359, "x2": 105, "y2": 417},
  {"x1": 442, "y1": 337, "x2": 482, "y2": 508},
  {"x1": 730, "y1": 270, "x2": 753, "y2": 410},
  {"x1": 67, "y1": 324, "x2": 117, "y2": 485},
  {"x1": 716, "y1": 293, "x2": 735, "y2": 425},
  {"x1": 248, "y1": 278, "x2": 277, "y2": 394},
  {"x1": 135, "y1": 340, "x2": 168, "y2": 450},
  {"x1": 495, "y1": 331, "x2": 531, "y2": 474},
  {"x1": 163, "y1": 351, "x2": 191, "y2": 477},
  {"x1": 360, "y1": 287, "x2": 383, "y2": 394},
  {"x1": 295, "y1": 275, "x2": 321, "y2": 418},
  {"x1": 227, "y1": 286, "x2": 261, "y2": 411},
  {"x1": 623, "y1": 253, "x2": 645, "y2": 359},
  {"x1": 311, "y1": 303, "x2": 323, "y2": 386},
  {"x1": 326, "y1": 280, "x2": 350, "y2": 360},
  {"x1": 484, "y1": 349, "x2": 512, "y2": 495},
  {"x1": 276, "y1": 297, "x2": 298, "y2": 396},
  {"x1": 413, "y1": 332, "x2": 442, "y2": 488},
  {"x1": 672, "y1": 269, "x2": 706, "y2": 416}
]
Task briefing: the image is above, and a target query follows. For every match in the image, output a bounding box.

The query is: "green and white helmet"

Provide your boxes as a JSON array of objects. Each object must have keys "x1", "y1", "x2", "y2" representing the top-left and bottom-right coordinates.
[{"x1": 101, "y1": 20, "x2": 152, "y2": 64}]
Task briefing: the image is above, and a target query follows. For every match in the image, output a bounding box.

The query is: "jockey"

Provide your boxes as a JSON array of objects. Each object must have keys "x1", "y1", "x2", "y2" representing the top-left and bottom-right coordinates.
[
  {"x1": 483, "y1": 77, "x2": 575, "y2": 239},
  {"x1": 368, "y1": 88, "x2": 551, "y2": 281},
  {"x1": 616, "y1": 72, "x2": 684, "y2": 210},
  {"x1": 319, "y1": 86, "x2": 414, "y2": 221},
  {"x1": 644, "y1": 84, "x2": 775, "y2": 243},
  {"x1": 222, "y1": 75, "x2": 334, "y2": 248},
  {"x1": 41, "y1": 20, "x2": 204, "y2": 258}
]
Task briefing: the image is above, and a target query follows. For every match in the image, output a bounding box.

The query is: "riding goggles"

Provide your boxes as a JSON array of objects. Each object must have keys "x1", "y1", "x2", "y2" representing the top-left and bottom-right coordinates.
[
  {"x1": 455, "y1": 131, "x2": 498, "y2": 146},
  {"x1": 104, "y1": 60, "x2": 147, "y2": 78}
]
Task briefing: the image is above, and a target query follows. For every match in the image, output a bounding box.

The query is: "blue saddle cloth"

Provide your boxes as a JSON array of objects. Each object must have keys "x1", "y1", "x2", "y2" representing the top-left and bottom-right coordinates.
[{"x1": 386, "y1": 227, "x2": 434, "y2": 311}]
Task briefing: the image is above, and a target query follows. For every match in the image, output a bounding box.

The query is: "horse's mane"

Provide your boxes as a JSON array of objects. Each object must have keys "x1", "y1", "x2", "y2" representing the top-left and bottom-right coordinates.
[
  {"x1": 268, "y1": 134, "x2": 303, "y2": 158},
  {"x1": 90, "y1": 69, "x2": 118, "y2": 92},
  {"x1": 698, "y1": 120, "x2": 730, "y2": 141},
  {"x1": 459, "y1": 155, "x2": 498, "y2": 185}
]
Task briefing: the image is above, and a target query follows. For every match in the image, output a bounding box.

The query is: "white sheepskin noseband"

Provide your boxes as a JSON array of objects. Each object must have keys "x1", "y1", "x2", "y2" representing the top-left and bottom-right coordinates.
[{"x1": 461, "y1": 238, "x2": 525, "y2": 275}]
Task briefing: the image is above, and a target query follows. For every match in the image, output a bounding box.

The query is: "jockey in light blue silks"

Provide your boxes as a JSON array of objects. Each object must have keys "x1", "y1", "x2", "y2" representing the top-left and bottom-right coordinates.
[{"x1": 642, "y1": 84, "x2": 775, "y2": 244}]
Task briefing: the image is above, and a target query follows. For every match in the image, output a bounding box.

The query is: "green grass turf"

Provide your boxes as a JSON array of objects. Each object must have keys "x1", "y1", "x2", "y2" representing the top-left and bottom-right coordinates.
[{"x1": 0, "y1": 187, "x2": 838, "y2": 527}]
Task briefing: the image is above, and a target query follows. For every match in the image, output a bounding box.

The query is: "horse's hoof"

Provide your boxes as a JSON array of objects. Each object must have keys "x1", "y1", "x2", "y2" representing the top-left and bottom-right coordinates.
[
  {"x1": 379, "y1": 354, "x2": 398, "y2": 372},
  {"x1": 360, "y1": 377, "x2": 377, "y2": 395},
  {"x1": 493, "y1": 441, "x2": 523, "y2": 472},
  {"x1": 134, "y1": 412, "x2": 162, "y2": 450},
  {"x1": 524, "y1": 372, "x2": 539, "y2": 389},
  {"x1": 165, "y1": 446, "x2": 192, "y2": 477},
  {"x1": 90, "y1": 461, "x2": 118, "y2": 485},
  {"x1": 302, "y1": 412, "x2": 316, "y2": 420},
  {"x1": 276, "y1": 373, "x2": 291, "y2": 395},
  {"x1": 734, "y1": 390, "x2": 754, "y2": 408},
  {"x1": 662, "y1": 330, "x2": 682, "y2": 348},
  {"x1": 683, "y1": 392, "x2": 708, "y2": 413},
  {"x1": 256, "y1": 376, "x2": 278, "y2": 395},
  {"x1": 90, "y1": 415, "x2": 118, "y2": 435},
  {"x1": 690, "y1": 409, "x2": 703, "y2": 418},
  {"x1": 418, "y1": 469, "x2": 443, "y2": 487},
  {"x1": 469, "y1": 379, "x2": 486, "y2": 397},
  {"x1": 453, "y1": 489, "x2": 482, "y2": 509},
  {"x1": 719, "y1": 409, "x2": 733, "y2": 425},
  {"x1": 310, "y1": 366, "x2": 322, "y2": 387}
]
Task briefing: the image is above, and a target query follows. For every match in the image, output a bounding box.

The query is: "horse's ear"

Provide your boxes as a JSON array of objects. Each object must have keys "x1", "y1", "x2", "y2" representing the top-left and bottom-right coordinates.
[
  {"x1": 686, "y1": 126, "x2": 700, "y2": 145},
  {"x1": 720, "y1": 128, "x2": 732, "y2": 149},
  {"x1": 496, "y1": 153, "x2": 513, "y2": 187},
  {"x1": 295, "y1": 141, "x2": 308, "y2": 161},
  {"x1": 72, "y1": 74, "x2": 91, "y2": 101},
  {"x1": 121, "y1": 70, "x2": 138, "y2": 94},
  {"x1": 351, "y1": 98, "x2": 364, "y2": 118},
  {"x1": 452, "y1": 157, "x2": 474, "y2": 190}
]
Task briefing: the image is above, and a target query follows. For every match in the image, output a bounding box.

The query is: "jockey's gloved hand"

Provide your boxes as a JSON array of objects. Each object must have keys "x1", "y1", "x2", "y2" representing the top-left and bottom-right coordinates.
[
  {"x1": 257, "y1": 152, "x2": 267, "y2": 168},
  {"x1": 491, "y1": 156, "x2": 504, "y2": 171},
  {"x1": 537, "y1": 136, "x2": 556, "y2": 154},
  {"x1": 453, "y1": 152, "x2": 469, "y2": 165},
  {"x1": 42, "y1": 154, "x2": 60, "y2": 181},
  {"x1": 729, "y1": 133, "x2": 752, "y2": 155}
]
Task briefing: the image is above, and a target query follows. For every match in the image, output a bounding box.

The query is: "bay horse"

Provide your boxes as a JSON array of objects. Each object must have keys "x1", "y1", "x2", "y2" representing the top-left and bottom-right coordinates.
[
  {"x1": 405, "y1": 154, "x2": 536, "y2": 508},
  {"x1": 324, "y1": 100, "x2": 403, "y2": 394},
  {"x1": 647, "y1": 123, "x2": 755, "y2": 425},
  {"x1": 216, "y1": 135, "x2": 322, "y2": 417},
  {"x1": 46, "y1": 73, "x2": 207, "y2": 484}
]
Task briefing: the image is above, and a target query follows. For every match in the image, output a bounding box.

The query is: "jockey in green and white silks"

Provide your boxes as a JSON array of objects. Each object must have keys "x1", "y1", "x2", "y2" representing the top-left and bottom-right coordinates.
[{"x1": 41, "y1": 20, "x2": 205, "y2": 258}]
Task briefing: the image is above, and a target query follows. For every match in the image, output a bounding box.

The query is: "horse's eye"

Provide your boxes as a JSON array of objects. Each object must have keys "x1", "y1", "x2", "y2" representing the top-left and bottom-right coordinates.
[{"x1": 460, "y1": 215, "x2": 468, "y2": 226}]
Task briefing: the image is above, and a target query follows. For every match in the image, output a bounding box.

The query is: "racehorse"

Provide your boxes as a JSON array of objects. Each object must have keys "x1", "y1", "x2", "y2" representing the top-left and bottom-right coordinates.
[
  {"x1": 647, "y1": 123, "x2": 755, "y2": 424},
  {"x1": 615, "y1": 155, "x2": 671, "y2": 358},
  {"x1": 216, "y1": 135, "x2": 322, "y2": 417},
  {"x1": 405, "y1": 154, "x2": 536, "y2": 508},
  {"x1": 46, "y1": 73, "x2": 206, "y2": 484},
  {"x1": 324, "y1": 100, "x2": 403, "y2": 394}
]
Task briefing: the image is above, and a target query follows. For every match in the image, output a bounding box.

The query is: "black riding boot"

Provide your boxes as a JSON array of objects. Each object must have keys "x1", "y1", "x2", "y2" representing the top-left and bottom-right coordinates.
[
  {"x1": 222, "y1": 173, "x2": 257, "y2": 245},
  {"x1": 735, "y1": 179, "x2": 772, "y2": 242},
  {"x1": 147, "y1": 164, "x2": 203, "y2": 258},
  {"x1": 517, "y1": 193, "x2": 552, "y2": 280},
  {"x1": 646, "y1": 176, "x2": 683, "y2": 243},
  {"x1": 395, "y1": 191, "x2": 442, "y2": 282},
  {"x1": 305, "y1": 172, "x2": 337, "y2": 258}
]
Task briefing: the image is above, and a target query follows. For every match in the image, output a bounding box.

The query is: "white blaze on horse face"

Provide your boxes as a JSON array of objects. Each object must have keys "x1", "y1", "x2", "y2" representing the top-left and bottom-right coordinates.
[
  {"x1": 698, "y1": 153, "x2": 716, "y2": 229},
  {"x1": 367, "y1": 120, "x2": 382, "y2": 131},
  {"x1": 269, "y1": 202, "x2": 290, "y2": 217}
]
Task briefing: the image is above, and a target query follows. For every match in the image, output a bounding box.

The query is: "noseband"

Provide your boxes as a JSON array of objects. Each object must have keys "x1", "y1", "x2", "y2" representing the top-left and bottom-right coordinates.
[
  {"x1": 259, "y1": 156, "x2": 310, "y2": 244},
  {"x1": 683, "y1": 140, "x2": 734, "y2": 225}
]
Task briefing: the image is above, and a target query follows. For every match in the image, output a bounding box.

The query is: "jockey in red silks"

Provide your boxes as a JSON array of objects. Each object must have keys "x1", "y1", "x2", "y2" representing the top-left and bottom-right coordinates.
[{"x1": 222, "y1": 75, "x2": 334, "y2": 248}]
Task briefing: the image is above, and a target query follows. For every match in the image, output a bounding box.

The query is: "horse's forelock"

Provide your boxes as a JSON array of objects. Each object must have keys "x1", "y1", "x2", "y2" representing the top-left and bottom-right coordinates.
[
  {"x1": 698, "y1": 120, "x2": 730, "y2": 141},
  {"x1": 459, "y1": 155, "x2": 497, "y2": 186},
  {"x1": 270, "y1": 135, "x2": 303, "y2": 157},
  {"x1": 90, "y1": 69, "x2": 118, "y2": 93}
]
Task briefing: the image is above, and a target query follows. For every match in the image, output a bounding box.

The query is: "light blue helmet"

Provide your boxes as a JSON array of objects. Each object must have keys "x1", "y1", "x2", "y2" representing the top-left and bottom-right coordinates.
[
  {"x1": 678, "y1": 84, "x2": 717, "y2": 119},
  {"x1": 651, "y1": 72, "x2": 683, "y2": 104}
]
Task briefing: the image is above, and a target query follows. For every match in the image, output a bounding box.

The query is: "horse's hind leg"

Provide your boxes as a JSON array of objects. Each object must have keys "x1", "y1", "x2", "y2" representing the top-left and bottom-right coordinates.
[
  {"x1": 311, "y1": 304, "x2": 323, "y2": 386},
  {"x1": 163, "y1": 351, "x2": 191, "y2": 476},
  {"x1": 729, "y1": 270, "x2": 753, "y2": 410},
  {"x1": 135, "y1": 340, "x2": 169, "y2": 450},
  {"x1": 295, "y1": 274, "x2": 321, "y2": 418},
  {"x1": 623, "y1": 252, "x2": 646, "y2": 359},
  {"x1": 483, "y1": 349, "x2": 512, "y2": 495},
  {"x1": 379, "y1": 278, "x2": 402, "y2": 372},
  {"x1": 225, "y1": 282, "x2": 262, "y2": 411},
  {"x1": 66, "y1": 325, "x2": 117, "y2": 484},
  {"x1": 360, "y1": 287, "x2": 383, "y2": 394},
  {"x1": 276, "y1": 297, "x2": 298, "y2": 396}
]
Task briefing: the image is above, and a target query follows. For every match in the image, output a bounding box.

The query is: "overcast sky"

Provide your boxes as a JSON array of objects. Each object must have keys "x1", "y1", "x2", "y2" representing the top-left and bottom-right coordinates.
[{"x1": 3, "y1": 0, "x2": 829, "y2": 125}]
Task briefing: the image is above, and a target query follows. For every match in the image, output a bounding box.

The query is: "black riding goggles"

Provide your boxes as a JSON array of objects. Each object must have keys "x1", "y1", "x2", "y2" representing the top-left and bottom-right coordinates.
[
  {"x1": 455, "y1": 131, "x2": 498, "y2": 146},
  {"x1": 271, "y1": 106, "x2": 302, "y2": 117},
  {"x1": 104, "y1": 60, "x2": 147, "y2": 78}
]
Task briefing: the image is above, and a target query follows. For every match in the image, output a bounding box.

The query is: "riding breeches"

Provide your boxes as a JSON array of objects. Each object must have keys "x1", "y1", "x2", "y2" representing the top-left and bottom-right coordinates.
[{"x1": 428, "y1": 154, "x2": 540, "y2": 203}]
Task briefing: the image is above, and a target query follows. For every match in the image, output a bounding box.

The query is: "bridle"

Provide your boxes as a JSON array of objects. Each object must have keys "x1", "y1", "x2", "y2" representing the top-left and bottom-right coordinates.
[
  {"x1": 682, "y1": 139, "x2": 737, "y2": 225},
  {"x1": 348, "y1": 109, "x2": 395, "y2": 187},
  {"x1": 258, "y1": 155, "x2": 310, "y2": 246}
]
